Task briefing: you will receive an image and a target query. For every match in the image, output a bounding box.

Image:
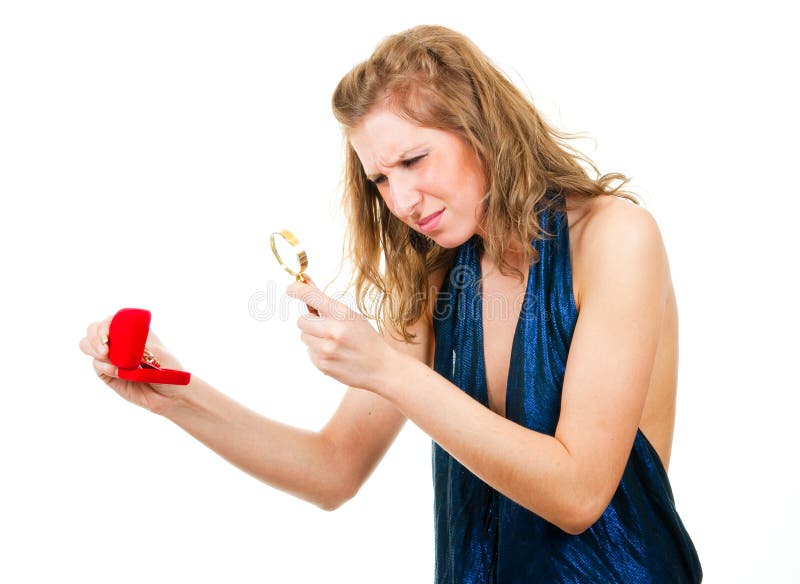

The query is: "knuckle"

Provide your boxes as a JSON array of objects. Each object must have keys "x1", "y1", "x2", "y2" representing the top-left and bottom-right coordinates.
[
  {"x1": 324, "y1": 339, "x2": 338, "y2": 355},
  {"x1": 328, "y1": 324, "x2": 344, "y2": 341}
]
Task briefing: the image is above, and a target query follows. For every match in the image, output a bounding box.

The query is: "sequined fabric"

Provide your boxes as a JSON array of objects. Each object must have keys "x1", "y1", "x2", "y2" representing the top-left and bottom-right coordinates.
[{"x1": 431, "y1": 193, "x2": 702, "y2": 583}]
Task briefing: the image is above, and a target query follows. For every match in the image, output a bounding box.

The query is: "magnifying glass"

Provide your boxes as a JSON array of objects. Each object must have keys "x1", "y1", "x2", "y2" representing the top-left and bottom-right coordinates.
[{"x1": 270, "y1": 229, "x2": 320, "y2": 316}]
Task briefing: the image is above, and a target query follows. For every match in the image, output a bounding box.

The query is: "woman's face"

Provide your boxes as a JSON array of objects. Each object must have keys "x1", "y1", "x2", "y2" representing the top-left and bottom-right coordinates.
[{"x1": 349, "y1": 107, "x2": 488, "y2": 249}]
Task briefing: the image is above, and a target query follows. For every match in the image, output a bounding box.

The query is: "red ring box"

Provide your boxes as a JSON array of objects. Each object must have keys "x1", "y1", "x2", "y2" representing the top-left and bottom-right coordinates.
[{"x1": 108, "y1": 308, "x2": 191, "y2": 385}]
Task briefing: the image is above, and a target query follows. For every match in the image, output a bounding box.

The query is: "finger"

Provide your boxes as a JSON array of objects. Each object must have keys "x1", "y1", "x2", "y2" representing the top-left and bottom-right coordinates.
[
  {"x1": 296, "y1": 313, "x2": 328, "y2": 336},
  {"x1": 94, "y1": 325, "x2": 109, "y2": 355},
  {"x1": 80, "y1": 335, "x2": 107, "y2": 360},
  {"x1": 287, "y1": 281, "x2": 323, "y2": 313},
  {"x1": 86, "y1": 321, "x2": 98, "y2": 338},
  {"x1": 98, "y1": 317, "x2": 111, "y2": 345},
  {"x1": 93, "y1": 313, "x2": 113, "y2": 330},
  {"x1": 88, "y1": 315, "x2": 112, "y2": 348},
  {"x1": 79, "y1": 336, "x2": 94, "y2": 357},
  {"x1": 92, "y1": 358, "x2": 117, "y2": 378},
  {"x1": 287, "y1": 282, "x2": 350, "y2": 319}
]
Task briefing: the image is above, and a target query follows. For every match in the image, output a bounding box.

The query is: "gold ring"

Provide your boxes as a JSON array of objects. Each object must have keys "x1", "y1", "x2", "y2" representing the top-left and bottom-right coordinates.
[{"x1": 142, "y1": 347, "x2": 161, "y2": 369}]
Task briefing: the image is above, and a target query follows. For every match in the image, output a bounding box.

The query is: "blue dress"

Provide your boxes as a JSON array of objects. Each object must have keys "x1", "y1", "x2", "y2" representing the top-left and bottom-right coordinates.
[{"x1": 431, "y1": 193, "x2": 702, "y2": 583}]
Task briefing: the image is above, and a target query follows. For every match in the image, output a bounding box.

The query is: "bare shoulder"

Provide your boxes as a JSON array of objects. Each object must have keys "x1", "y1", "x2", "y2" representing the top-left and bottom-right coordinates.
[
  {"x1": 581, "y1": 194, "x2": 661, "y2": 242},
  {"x1": 564, "y1": 193, "x2": 679, "y2": 473},
  {"x1": 569, "y1": 194, "x2": 669, "y2": 308}
]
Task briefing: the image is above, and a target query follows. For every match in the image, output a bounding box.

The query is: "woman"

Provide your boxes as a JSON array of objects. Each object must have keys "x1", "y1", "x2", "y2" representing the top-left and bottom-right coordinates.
[{"x1": 80, "y1": 25, "x2": 702, "y2": 583}]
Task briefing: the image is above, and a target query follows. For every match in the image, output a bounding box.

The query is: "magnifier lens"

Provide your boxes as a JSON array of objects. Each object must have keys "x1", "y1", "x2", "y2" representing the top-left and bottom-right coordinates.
[
  {"x1": 272, "y1": 235, "x2": 303, "y2": 275},
  {"x1": 270, "y1": 230, "x2": 319, "y2": 316}
]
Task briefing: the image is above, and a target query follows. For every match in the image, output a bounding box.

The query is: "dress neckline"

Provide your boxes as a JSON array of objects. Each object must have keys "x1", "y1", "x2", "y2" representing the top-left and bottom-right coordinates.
[{"x1": 474, "y1": 238, "x2": 532, "y2": 418}]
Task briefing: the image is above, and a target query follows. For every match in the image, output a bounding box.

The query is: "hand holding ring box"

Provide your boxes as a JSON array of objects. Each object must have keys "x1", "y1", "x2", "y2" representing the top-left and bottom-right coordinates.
[{"x1": 108, "y1": 308, "x2": 191, "y2": 385}]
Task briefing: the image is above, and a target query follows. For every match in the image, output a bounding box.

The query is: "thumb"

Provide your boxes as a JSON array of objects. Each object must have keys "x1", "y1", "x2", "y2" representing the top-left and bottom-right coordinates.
[{"x1": 300, "y1": 273, "x2": 317, "y2": 287}]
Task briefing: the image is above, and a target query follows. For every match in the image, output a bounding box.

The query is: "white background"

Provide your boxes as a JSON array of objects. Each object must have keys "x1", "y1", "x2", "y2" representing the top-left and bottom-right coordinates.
[{"x1": 1, "y1": 1, "x2": 797, "y2": 582}]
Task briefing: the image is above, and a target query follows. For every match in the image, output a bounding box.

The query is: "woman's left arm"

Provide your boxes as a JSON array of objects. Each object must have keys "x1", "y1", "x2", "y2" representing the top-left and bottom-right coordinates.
[{"x1": 288, "y1": 204, "x2": 669, "y2": 535}]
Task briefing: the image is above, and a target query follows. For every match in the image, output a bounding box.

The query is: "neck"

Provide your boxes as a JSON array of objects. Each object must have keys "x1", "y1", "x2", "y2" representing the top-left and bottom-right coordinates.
[{"x1": 476, "y1": 235, "x2": 529, "y2": 272}]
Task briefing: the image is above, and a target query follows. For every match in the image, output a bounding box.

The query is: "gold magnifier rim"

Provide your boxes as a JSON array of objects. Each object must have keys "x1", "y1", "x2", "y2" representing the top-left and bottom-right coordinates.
[{"x1": 270, "y1": 229, "x2": 309, "y2": 278}]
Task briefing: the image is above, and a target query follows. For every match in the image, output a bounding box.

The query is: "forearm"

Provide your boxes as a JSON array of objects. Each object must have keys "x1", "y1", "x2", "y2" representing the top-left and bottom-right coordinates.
[
  {"x1": 380, "y1": 353, "x2": 586, "y2": 534},
  {"x1": 160, "y1": 376, "x2": 345, "y2": 511}
]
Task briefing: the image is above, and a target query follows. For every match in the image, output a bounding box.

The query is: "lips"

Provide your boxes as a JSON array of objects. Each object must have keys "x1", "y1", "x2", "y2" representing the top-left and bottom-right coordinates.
[{"x1": 417, "y1": 209, "x2": 444, "y2": 227}]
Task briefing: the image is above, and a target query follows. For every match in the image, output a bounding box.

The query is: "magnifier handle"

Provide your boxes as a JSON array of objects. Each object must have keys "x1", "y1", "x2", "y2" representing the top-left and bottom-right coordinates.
[{"x1": 296, "y1": 273, "x2": 320, "y2": 317}]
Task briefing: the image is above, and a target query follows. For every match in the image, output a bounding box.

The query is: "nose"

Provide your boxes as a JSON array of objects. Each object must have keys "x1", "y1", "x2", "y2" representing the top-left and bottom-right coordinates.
[{"x1": 389, "y1": 177, "x2": 423, "y2": 219}]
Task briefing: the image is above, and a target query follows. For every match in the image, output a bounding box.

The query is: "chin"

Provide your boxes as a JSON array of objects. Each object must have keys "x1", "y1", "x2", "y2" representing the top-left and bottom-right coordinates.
[{"x1": 430, "y1": 230, "x2": 475, "y2": 250}]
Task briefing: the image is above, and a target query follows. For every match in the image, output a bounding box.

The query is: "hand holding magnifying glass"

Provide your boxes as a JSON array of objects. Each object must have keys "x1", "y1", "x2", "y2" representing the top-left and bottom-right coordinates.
[
  {"x1": 269, "y1": 229, "x2": 320, "y2": 316},
  {"x1": 275, "y1": 228, "x2": 402, "y2": 392}
]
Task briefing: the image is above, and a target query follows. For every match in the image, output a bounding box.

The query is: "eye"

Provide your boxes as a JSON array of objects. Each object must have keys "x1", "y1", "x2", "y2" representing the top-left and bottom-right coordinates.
[
  {"x1": 402, "y1": 154, "x2": 426, "y2": 168},
  {"x1": 369, "y1": 154, "x2": 426, "y2": 186}
]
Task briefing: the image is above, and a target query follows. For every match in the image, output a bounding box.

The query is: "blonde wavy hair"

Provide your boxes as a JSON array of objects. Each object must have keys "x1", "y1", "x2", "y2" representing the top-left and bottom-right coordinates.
[{"x1": 330, "y1": 24, "x2": 640, "y2": 344}]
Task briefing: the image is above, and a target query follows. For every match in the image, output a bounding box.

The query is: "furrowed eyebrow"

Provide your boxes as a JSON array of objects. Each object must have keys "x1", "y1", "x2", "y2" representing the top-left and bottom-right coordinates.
[{"x1": 364, "y1": 147, "x2": 422, "y2": 181}]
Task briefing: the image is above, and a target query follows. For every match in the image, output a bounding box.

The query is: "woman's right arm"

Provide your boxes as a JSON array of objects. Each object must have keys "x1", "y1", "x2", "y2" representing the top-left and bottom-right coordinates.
[
  {"x1": 160, "y1": 377, "x2": 346, "y2": 511},
  {"x1": 80, "y1": 295, "x2": 437, "y2": 512}
]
